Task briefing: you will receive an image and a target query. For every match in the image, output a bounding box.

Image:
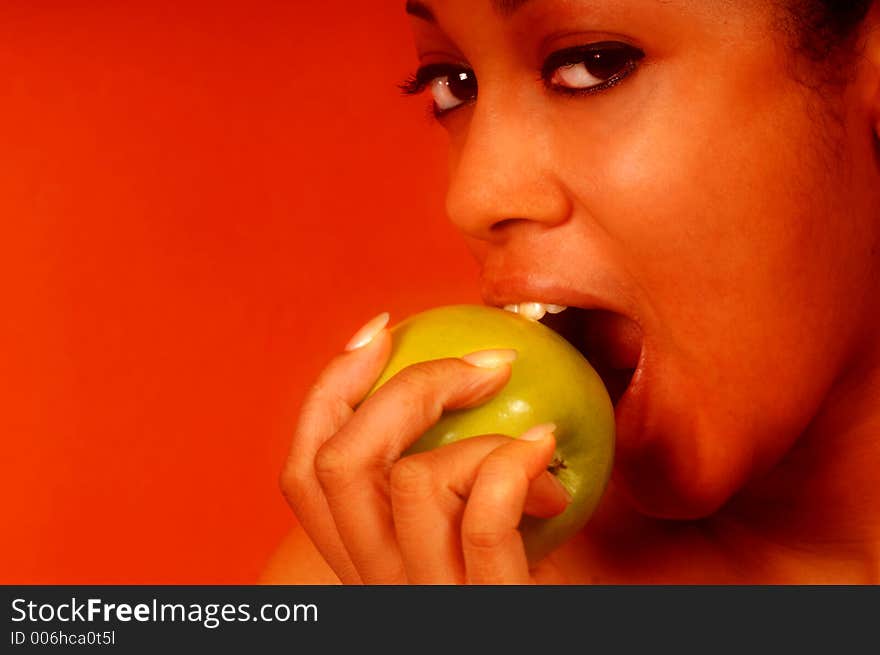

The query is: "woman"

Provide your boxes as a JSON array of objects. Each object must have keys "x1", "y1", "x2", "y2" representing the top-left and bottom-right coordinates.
[{"x1": 263, "y1": 0, "x2": 880, "y2": 584}]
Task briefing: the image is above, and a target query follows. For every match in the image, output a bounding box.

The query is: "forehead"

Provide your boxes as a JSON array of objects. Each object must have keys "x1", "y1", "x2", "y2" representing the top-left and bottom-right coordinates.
[
  {"x1": 406, "y1": 0, "x2": 752, "y2": 20},
  {"x1": 406, "y1": 0, "x2": 533, "y2": 21},
  {"x1": 405, "y1": 0, "x2": 772, "y2": 46}
]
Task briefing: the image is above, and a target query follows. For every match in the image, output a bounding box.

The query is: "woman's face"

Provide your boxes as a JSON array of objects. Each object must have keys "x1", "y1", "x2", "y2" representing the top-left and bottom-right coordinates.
[{"x1": 406, "y1": 0, "x2": 880, "y2": 518}]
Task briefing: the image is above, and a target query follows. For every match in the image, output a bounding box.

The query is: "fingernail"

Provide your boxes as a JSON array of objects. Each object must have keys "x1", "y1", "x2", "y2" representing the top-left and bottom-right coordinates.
[
  {"x1": 344, "y1": 312, "x2": 390, "y2": 351},
  {"x1": 518, "y1": 422, "x2": 556, "y2": 442},
  {"x1": 461, "y1": 348, "x2": 518, "y2": 369}
]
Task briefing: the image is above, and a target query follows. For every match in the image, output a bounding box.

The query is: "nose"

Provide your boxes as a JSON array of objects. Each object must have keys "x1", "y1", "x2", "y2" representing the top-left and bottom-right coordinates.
[{"x1": 445, "y1": 87, "x2": 571, "y2": 242}]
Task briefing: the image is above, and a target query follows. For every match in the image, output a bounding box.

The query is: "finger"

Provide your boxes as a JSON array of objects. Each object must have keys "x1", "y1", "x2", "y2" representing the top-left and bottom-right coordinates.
[
  {"x1": 280, "y1": 311, "x2": 392, "y2": 584},
  {"x1": 315, "y1": 350, "x2": 516, "y2": 584},
  {"x1": 523, "y1": 471, "x2": 572, "y2": 518},
  {"x1": 390, "y1": 434, "x2": 511, "y2": 584},
  {"x1": 462, "y1": 424, "x2": 559, "y2": 585},
  {"x1": 390, "y1": 428, "x2": 569, "y2": 585}
]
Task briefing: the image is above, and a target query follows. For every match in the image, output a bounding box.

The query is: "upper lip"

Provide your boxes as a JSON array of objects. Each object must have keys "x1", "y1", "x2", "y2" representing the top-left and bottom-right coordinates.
[{"x1": 480, "y1": 274, "x2": 634, "y2": 319}]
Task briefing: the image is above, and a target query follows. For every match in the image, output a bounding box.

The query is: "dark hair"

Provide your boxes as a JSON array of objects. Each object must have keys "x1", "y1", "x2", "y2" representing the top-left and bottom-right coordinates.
[{"x1": 789, "y1": 0, "x2": 873, "y2": 62}]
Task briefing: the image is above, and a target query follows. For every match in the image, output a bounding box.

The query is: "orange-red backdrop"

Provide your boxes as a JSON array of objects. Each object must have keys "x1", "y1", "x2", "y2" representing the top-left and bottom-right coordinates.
[{"x1": 0, "y1": 1, "x2": 481, "y2": 583}]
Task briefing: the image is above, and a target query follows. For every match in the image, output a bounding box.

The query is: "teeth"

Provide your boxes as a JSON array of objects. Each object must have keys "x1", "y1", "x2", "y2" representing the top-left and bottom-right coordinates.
[{"x1": 501, "y1": 302, "x2": 569, "y2": 321}]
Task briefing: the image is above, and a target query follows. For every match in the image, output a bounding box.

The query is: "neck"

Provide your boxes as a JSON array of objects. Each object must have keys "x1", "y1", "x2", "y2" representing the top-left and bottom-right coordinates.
[{"x1": 717, "y1": 333, "x2": 880, "y2": 582}]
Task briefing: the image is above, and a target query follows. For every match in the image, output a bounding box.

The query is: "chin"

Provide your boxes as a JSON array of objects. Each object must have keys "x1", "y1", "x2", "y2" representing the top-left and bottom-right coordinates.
[{"x1": 611, "y1": 405, "x2": 756, "y2": 521}]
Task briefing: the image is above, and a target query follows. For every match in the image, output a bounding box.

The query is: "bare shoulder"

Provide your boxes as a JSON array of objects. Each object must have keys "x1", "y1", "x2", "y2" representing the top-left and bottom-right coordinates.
[{"x1": 259, "y1": 524, "x2": 342, "y2": 585}]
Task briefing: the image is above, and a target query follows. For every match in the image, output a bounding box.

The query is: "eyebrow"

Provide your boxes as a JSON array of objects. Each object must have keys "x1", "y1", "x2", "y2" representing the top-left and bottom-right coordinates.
[{"x1": 405, "y1": 0, "x2": 533, "y2": 22}]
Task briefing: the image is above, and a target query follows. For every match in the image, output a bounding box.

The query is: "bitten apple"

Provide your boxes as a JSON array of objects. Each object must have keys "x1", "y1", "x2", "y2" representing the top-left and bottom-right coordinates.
[{"x1": 367, "y1": 304, "x2": 615, "y2": 563}]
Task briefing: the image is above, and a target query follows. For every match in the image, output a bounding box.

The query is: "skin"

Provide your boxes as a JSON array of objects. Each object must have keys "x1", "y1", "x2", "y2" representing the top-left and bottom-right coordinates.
[{"x1": 262, "y1": 0, "x2": 880, "y2": 583}]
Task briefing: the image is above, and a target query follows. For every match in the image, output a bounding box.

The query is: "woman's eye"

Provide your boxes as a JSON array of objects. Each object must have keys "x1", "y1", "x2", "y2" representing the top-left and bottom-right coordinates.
[
  {"x1": 543, "y1": 42, "x2": 645, "y2": 94},
  {"x1": 430, "y1": 70, "x2": 477, "y2": 112},
  {"x1": 400, "y1": 63, "x2": 477, "y2": 116}
]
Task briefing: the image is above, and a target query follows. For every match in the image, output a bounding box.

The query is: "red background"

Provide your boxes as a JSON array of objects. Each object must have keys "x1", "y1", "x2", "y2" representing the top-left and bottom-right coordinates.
[{"x1": 0, "y1": 1, "x2": 480, "y2": 583}]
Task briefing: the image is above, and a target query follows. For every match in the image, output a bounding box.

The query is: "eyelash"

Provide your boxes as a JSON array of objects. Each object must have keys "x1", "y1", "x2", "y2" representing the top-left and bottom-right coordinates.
[
  {"x1": 399, "y1": 63, "x2": 464, "y2": 96},
  {"x1": 398, "y1": 63, "x2": 476, "y2": 118},
  {"x1": 400, "y1": 42, "x2": 645, "y2": 117}
]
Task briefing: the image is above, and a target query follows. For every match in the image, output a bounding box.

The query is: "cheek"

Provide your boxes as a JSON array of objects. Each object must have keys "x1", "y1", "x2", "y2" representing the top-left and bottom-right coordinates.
[{"x1": 553, "y1": 78, "x2": 866, "y2": 516}]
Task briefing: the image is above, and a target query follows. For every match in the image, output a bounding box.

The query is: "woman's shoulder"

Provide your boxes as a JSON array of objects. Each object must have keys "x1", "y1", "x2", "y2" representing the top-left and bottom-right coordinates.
[{"x1": 259, "y1": 523, "x2": 342, "y2": 585}]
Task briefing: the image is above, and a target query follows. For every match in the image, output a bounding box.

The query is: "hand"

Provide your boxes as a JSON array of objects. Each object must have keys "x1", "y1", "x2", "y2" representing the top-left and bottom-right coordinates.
[{"x1": 280, "y1": 312, "x2": 571, "y2": 584}]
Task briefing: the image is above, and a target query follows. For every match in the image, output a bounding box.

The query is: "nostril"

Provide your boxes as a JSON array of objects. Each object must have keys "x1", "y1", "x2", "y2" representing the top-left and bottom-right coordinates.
[
  {"x1": 490, "y1": 216, "x2": 568, "y2": 238},
  {"x1": 489, "y1": 217, "x2": 531, "y2": 234},
  {"x1": 445, "y1": 161, "x2": 571, "y2": 240}
]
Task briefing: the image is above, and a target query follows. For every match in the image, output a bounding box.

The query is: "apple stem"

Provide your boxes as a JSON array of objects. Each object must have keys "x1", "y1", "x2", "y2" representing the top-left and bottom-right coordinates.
[{"x1": 547, "y1": 456, "x2": 567, "y2": 476}]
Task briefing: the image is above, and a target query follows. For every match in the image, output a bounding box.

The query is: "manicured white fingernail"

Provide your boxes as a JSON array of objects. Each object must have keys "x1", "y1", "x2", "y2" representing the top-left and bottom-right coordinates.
[
  {"x1": 344, "y1": 312, "x2": 390, "y2": 351},
  {"x1": 519, "y1": 422, "x2": 556, "y2": 442},
  {"x1": 461, "y1": 348, "x2": 518, "y2": 369}
]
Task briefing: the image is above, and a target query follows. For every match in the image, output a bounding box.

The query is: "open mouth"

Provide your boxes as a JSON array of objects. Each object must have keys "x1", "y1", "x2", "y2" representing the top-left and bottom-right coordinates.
[{"x1": 538, "y1": 307, "x2": 643, "y2": 407}]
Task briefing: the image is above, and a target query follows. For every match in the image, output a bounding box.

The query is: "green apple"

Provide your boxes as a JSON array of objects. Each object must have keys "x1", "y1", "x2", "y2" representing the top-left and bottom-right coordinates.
[{"x1": 367, "y1": 304, "x2": 615, "y2": 564}]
